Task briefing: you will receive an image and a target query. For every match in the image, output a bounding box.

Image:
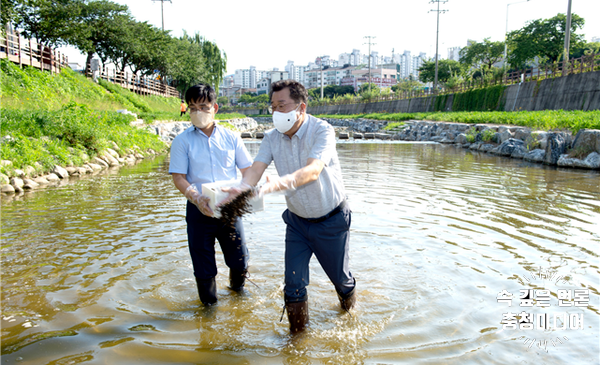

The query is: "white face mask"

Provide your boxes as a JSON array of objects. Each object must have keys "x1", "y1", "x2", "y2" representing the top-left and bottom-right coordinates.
[
  {"x1": 190, "y1": 112, "x2": 212, "y2": 129},
  {"x1": 272, "y1": 104, "x2": 300, "y2": 134}
]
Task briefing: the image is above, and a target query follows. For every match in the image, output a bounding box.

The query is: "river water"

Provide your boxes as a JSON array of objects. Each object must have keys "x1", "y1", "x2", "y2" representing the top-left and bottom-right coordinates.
[{"x1": 1, "y1": 141, "x2": 599, "y2": 365}]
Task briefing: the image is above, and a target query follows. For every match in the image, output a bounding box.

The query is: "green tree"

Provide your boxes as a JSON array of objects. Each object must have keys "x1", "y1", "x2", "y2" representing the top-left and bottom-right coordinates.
[
  {"x1": 459, "y1": 38, "x2": 505, "y2": 72},
  {"x1": 168, "y1": 36, "x2": 206, "y2": 94},
  {"x1": 7, "y1": 0, "x2": 83, "y2": 47},
  {"x1": 358, "y1": 83, "x2": 378, "y2": 94},
  {"x1": 571, "y1": 41, "x2": 600, "y2": 58},
  {"x1": 418, "y1": 59, "x2": 462, "y2": 84},
  {"x1": 317, "y1": 84, "x2": 354, "y2": 98},
  {"x1": 217, "y1": 96, "x2": 229, "y2": 106},
  {"x1": 181, "y1": 32, "x2": 227, "y2": 93},
  {"x1": 392, "y1": 79, "x2": 423, "y2": 93},
  {"x1": 507, "y1": 13, "x2": 585, "y2": 69},
  {"x1": 66, "y1": 0, "x2": 131, "y2": 74}
]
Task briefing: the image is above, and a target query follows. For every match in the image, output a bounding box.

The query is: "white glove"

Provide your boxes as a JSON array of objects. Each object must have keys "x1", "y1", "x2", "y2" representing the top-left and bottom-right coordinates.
[
  {"x1": 185, "y1": 184, "x2": 214, "y2": 217},
  {"x1": 257, "y1": 174, "x2": 297, "y2": 197}
]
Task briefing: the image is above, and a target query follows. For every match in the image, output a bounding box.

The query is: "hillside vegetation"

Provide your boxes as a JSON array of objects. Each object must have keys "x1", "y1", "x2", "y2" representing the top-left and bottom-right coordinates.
[{"x1": 0, "y1": 60, "x2": 239, "y2": 177}]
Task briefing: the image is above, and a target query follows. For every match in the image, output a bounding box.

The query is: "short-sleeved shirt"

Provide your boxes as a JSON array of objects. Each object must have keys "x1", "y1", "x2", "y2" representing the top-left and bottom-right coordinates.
[
  {"x1": 169, "y1": 124, "x2": 252, "y2": 185},
  {"x1": 254, "y1": 114, "x2": 346, "y2": 219}
]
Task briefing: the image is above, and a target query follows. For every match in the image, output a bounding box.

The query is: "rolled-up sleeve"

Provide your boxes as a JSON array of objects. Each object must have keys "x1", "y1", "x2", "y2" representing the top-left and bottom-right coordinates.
[
  {"x1": 254, "y1": 133, "x2": 274, "y2": 166},
  {"x1": 169, "y1": 136, "x2": 188, "y2": 174},
  {"x1": 235, "y1": 135, "x2": 253, "y2": 169},
  {"x1": 308, "y1": 124, "x2": 335, "y2": 166}
]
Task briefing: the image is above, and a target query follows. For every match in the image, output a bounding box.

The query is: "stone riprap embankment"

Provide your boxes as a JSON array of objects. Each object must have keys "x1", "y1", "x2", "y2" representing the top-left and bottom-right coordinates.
[
  {"x1": 147, "y1": 118, "x2": 261, "y2": 144},
  {"x1": 1, "y1": 143, "x2": 159, "y2": 194},
  {"x1": 324, "y1": 117, "x2": 599, "y2": 170}
]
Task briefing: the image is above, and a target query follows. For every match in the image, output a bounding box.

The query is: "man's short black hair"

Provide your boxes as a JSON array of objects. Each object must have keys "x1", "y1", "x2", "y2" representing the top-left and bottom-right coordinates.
[
  {"x1": 269, "y1": 79, "x2": 308, "y2": 105},
  {"x1": 185, "y1": 83, "x2": 216, "y2": 104}
]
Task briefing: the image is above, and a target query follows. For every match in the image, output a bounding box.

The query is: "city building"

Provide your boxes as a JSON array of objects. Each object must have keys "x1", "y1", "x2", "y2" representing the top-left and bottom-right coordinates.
[
  {"x1": 448, "y1": 46, "x2": 461, "y2": 61},
  {"x1": 341, "y1": 67, "x2": 397, "y2": 91},
  {"x1": 286, "y1": 61, "x2": 306, "y2": 84},
  {"x1": 304, "y1": 65, "x2": 354, "y2": 89}
]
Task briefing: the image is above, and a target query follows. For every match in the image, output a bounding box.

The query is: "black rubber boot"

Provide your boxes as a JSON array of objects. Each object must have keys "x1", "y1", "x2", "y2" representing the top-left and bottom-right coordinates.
[
  {"x1": 337, "y1": 279, "x2": 357, "y2": 312},
  {"x1": 286, "y1": 301, "x2": 309, "y2": 334},
  {"x1": 195, "y1": 277, "x2": 217, "y2": 306},
  {"x1": 228, "y1": 269, "x2": 247, "y2": 292}
]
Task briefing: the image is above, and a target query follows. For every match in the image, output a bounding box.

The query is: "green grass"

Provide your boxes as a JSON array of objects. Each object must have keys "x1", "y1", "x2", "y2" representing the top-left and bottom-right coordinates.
[
  {"x1": 1, "y1": 59, "x2": 182, "y2": 114},
  {"x1": 0, "y1": 60, "x2": 185, "y2": 177},
  {"x1": 315, "y1": 110, "x2": 600, "y2": 134},
  {"x1": 0, "y1": 103, "x2": 168, "y2": 176},
  {"x1": 383, "y1": 122, "x2": 406, "y2": 131},
  {"x1": 0, "y1": 60, "x2": 255, "y2": 178}
]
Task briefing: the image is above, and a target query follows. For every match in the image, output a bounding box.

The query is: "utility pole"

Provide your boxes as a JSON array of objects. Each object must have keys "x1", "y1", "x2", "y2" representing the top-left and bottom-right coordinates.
[
  {"x1": 563, "y1": 0, "x2": 573, "y2": 74},
  {"x1": 152, "y1": 0, "x2": 172, "y2": 31},
  {"x1": 363, "y1": 36, "x2": 376, "y2": 92},
  {"x1": 429, "y1": 0, "x2": 447, "y2": 95},
  {"x1": 320, "y1": 56, "x2": 324, "y2": 99}
]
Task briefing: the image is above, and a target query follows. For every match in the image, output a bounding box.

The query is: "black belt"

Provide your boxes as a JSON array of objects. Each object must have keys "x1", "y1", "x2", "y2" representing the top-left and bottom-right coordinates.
[{"x1": 302, "y1": 200, "x2": 347, "y2": 223}]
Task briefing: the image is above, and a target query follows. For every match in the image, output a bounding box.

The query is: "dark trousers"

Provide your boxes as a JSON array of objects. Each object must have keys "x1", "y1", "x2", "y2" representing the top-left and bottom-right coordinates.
[
  {"x1": 186, "y1": 201, "x2": 248, "y2": 280},
  {"x1": 180, "y1": 111, "x2": 185, "y2": 116},
  {"x1": 282, "y1": 203, "x2": 354, "y2": 303}
]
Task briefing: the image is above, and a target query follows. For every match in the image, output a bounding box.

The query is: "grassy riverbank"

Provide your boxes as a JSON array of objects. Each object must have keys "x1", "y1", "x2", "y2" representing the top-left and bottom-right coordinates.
[
  {"x1": 0, "y1": 59, "x2": 241, "y2": 178},
  {"x1": 313, "y1": 110, "x2": 600, "y2": 133}
]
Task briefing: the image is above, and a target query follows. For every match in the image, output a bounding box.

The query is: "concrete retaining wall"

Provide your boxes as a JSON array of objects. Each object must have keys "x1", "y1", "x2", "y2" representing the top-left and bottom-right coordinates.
[{"x1": 232, "y1": 70, "x2": 600, "y2": 116}]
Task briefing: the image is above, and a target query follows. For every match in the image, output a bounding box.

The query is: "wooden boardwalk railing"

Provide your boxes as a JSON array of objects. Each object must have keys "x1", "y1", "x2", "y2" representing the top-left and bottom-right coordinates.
[
  {"x1": 1, "y1": 29, "x2": 180, "y2": 99},
  {"x1": 0, "y1": 30, "x2": 68, "y2": 74},
  {"x1": 88, "y1": 67, "x2": 180, "y2": 98}
]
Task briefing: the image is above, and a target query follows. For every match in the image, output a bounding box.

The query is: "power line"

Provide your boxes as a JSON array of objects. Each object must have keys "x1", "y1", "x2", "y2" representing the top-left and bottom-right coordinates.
[
  {"x1": 363, "y1": 36, "x2": 376, "y2": 93},
  {"x1": 428, "y1": 0, "x2": 448, "y2": 95},
  {"x1": 152, "y1": 0, "x2": 172, "y2": 31}
]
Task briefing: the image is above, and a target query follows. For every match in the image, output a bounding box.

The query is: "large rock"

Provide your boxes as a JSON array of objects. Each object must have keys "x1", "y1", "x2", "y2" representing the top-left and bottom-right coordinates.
[
  {"x1": 102, "y1": 153, "x2": 120, "y2": 167},
  {"x1": 24, "y1": 165, "x2": 36, "y2": 177},
  {"x1": 23, "y1": 179, "x2": 39, "y2": 190},
  {"x1": 544, "y1": 133, "x2": 568, "y2": 165},
  {"x1": 1, "y1": 184, "x2": 15, "y2": 194},
  {"x1": 33, "y1": 177, "x2": 49, "y2": 184},
  {"x1": 524, "y1": 149, "x2": 545, "y2": 162},
  {"x1": 480, "y1": 143, "x2": 496, "y2": 153},
  {"x1": 494, "y1": 138, "x2": 525, "y2": 156},
  {"x1": 105, "y1": 148, "x2": 120, "y2": 159},
  {"x1": 455, "y1": 133, "x2": 467, "y2": 144},
  {"x1": 65, "y1": 167, "x2": 80, "y2": 176},
  {"x1": 511, "y1": 145, "x2": 528, "y2": 159},
  {"x1": 53, "y1": 165, "x2": 69, "y2": 179},
  {"x1": 514, "y1": 128, "x2": 530, "y2": 141},
  {"x1": 571, "y1": 129, "x2": 600, "y2": 153},
  {"x1": 1, "y1": 160, "x2": 12, "y2": 167},
  {"x1": 10, "y1": 177, "x2": 24, "y2": 189},
  {"x1": 557, "y1": 152, "x2": 600, "y2": 169},
  {"x1": 87, "y1": 163, "x2": 103, "y2": 171},
  {"x1": 45, "y1": 173, "x2": 60, "y2": 182},
  {"x1": 93, "y1": 157, "x2": 109, "y2": 168},
  {"x1": 499, "y1": 129, "x2": 514, "y2": 143},
  {"x1": 0, "y1": 173, "x2": 8, "y2": 185}
]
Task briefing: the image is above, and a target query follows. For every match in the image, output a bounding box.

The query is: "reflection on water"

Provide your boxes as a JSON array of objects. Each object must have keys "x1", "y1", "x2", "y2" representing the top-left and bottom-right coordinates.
[{"x1": 1, "y1": 141, "x2": 599, "y2": 364}]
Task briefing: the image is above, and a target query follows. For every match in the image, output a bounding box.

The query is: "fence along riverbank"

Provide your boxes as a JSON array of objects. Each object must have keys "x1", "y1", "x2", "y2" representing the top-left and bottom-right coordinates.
[{"x1": 1, "y1": 29, "x2": 179, "y2": 98}]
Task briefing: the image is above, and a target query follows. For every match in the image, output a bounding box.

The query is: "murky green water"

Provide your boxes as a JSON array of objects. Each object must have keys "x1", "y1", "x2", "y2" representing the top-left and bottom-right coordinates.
[{"x1": 1, "y1": 141, "x2": 599, "y2": 364}]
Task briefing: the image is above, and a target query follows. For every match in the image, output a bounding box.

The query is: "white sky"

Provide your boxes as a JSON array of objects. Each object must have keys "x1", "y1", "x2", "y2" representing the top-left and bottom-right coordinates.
[{"x1": 59, "y1": 0, "x2": 600, "y2": 75}]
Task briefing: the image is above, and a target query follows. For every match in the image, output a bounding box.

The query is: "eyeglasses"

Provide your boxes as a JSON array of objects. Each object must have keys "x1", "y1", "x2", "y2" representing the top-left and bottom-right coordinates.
[
  {"x1": 268, "y1": 102, "x2": 299, "y2": 114},
  {"x1": 188, "y1": 105, "x2": 212, "y2": 113}
]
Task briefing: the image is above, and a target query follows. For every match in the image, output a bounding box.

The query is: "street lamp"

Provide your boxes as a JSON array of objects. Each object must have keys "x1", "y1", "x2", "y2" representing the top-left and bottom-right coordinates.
[{"x1": 504, "y1": 0, "x2": 530, "y2": 68}]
